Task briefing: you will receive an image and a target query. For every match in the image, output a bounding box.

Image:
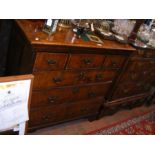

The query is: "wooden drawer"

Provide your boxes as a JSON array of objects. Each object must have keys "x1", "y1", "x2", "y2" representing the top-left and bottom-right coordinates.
[
  {"x1": 135, "y1": 49, "x2": 155, "y2": 58},
  {"x1": 33, "y1": 52, "x2": 68, "y2": 71},
  {"x1": 112, "y1": 81, "x2": 150, "y2": 100},
  {"x1": 29, "y1": 104, "x2": 66, "y2": 128},
  {"x1": 31, "y1": 82, "x2": 111, "y2": 108},
  {"x1": 67, "y1": 54, "x2": 105, "y2": 69},
  {"x1": 33, "y1": 70, "x2": 117, "y2": 89},
  {"x1": 64, "y1": 97, "x2": 103, "y2": 120},
  {"x1": 29, "y1": 97, "x2": 103, "y2": 128},
  {"x1": 103, "y1": 55, "x2": 126, "y2": 69},
  {"x1": 33, "y1": 71, "x2": 75, "y2": 89},
  {"x1": 119, "y1": 59, "x2": 155, "y2": 83}
]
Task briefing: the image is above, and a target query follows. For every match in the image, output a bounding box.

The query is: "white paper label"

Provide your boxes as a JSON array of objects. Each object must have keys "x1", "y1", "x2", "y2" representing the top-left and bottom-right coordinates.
[{"x1": 0, "y1": 80, "x2": 31, "y2": 131}]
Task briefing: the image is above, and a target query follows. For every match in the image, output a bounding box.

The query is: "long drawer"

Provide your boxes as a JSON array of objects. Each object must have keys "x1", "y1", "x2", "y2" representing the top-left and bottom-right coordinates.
[
  {"x1": 33, "y1": 70, "x2": 117, "y2": 89},
  {"x1": 31, "y1": 82, "x2": 111, "y2": 108},
  {"x1": 29, "y1": 97, "x2": 104, "y2": 128},
  {"x1": 112, "y1": 81, "x2": 150, "y2": 100}
]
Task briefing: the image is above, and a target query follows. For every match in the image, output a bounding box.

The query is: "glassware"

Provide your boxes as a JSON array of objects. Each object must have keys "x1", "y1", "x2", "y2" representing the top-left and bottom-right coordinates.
[
  {"x1": 137, "y1": 24, "x2": 150, "y2": 44},
  {"x1": 148, "y1": 28, "x2": 155, "y2": 47},
  {"x1": 112, "y1": 19, "x2": 136, "y2": 43}
]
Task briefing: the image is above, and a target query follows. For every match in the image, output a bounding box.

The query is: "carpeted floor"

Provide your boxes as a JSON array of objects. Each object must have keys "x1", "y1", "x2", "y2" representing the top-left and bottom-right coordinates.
[
  {"x1": 30, "y1": 104, "x2": 155, "y2": 135},
  {"x1": 87, "y1": 111, "x2": 155, "y2": 135}
]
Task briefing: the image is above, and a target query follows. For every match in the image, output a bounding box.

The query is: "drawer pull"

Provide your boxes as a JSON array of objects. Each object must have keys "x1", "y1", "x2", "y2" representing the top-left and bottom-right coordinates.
[
  {"x1": 111, "y1": 61, "x2": 117, "y2": 67},
  {"x1": 48, "y1": 96, "x2": 57, "y2": 103},
  {"x1": 131, "y1": 73, "x2": 137, "y2": 80},
  {"x1": 150, "y1": 61, "x2": 155, "y2": 64},
  {"x1": 88, "y1": 92, "x2": 97, "y2": 98},
  {"x1": 81, "y1": 108, "x2": 89, "y2": 112},
  {"x1": 82, "y1": 58, "x2": 92, "y2": 65},
  {"x1": 136, "y1": 83, "x2": 142, "y2": 87},
  {"x1": 96, "y1": 74, "x2": 103, "y2": 81},
  {"x1": 78, "y1": 72, "x2": 86, "y2": 80},
  {"x1": 47, "y1": 59, "x2": 57, "y2": 65},
  {"x1": 53, "y1": 77, "x2": 62, "y2": 83},
  {"x1": 138, "y1": 50, "x2": 144, "y2": 56},
  {"x1": 42, "y1": 115, "x2": 50, "y2": 121},
  {"x1": 72, "y1": 87, "x2": 80, "y2": 94},
  {"x1": 123, "y1": 89, "x2": 129, "y2": 93}
]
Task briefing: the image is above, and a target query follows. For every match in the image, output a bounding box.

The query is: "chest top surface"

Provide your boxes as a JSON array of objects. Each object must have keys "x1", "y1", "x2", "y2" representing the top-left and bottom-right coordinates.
[{"x1": 16, "y1": 20, "x2": 136, "y2": 52}]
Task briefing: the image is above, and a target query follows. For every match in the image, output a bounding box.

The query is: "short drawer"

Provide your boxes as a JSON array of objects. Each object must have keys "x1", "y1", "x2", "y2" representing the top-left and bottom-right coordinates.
[
  {"x1": 29, "y1": 97, "x2": 103, "y2": 128},
  {"x1": 67, "y1": 54, "x2": 105, "y2": 69},
  {"x1": 103, "y1": 55, "x2": 126, "y2": 70},
  {"x1": 33, "y1": 70, "x2": 117, "y2": 89},
  {"x1": 31, "y1": 82, "x2": 111, "y2": 108},
  {"x1": 33, "y1": 71, "x2": 76, "y2": 89},
  {"x1": 33, "y1": 52, "x2": 68, "y2": 71}
]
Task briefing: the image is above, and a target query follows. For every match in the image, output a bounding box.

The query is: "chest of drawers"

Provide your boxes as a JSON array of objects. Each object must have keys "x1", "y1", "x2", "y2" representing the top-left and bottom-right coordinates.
[
  {"x1": 8, "y1": 20, "x2": 153, "y2": 131},
  {"x1": 30, "y1": 50, "x2": 127, "y2": 129}
]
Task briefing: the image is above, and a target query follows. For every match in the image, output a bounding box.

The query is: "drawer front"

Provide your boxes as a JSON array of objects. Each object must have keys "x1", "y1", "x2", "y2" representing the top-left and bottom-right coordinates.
[
  {"x1": 33, "y1": 70, "x2": 117, "y2": 89},
  {"x1": 64, "y1": 97, "x2": 103, "y2": 120},
  {"x1": 67, "y1": 54, "x2": 105, "y2": 69},
  {"x1": 112, "y1": 81, "x2": 150, "y2": 100},
  {"x1": 118, "y1": 58, "x2": 155, "y2": 84},
  {"x1": 29, "y1": 104, "x2": 66, "y2": 128},
  {"x1": 103, "y1": 55, "x2": 126, "y2": 69},
  {"x1": 29, "y1": 97, "x2": 103, "y2": 128},
  {"x1": 33, "y1": 52, "x2": 68, "y2": 71},
  {"x1": 135, "y1": 49, "x2": 155, "y2": 58},
  {"x1": 31, "y1": 83, "x2": 111, "y2": 108},
  {"x1": 33, "y1": 71, "x2": 75, "y2": 89}
]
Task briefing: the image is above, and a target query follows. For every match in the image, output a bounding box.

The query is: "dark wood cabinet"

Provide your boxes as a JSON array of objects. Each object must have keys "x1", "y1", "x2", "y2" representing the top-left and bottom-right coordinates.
[{"x1": 6, "y1": 20, "x2": 155, "y2": 131}]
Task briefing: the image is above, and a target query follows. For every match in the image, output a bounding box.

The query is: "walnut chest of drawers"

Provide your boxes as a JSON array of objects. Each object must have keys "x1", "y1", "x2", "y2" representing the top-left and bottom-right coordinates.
[{"x1": 7, "y1": 20, "x2": 151, "y2": 131}]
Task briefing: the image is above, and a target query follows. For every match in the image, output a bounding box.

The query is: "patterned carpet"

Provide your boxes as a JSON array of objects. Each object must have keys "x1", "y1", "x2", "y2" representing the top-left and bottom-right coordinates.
[
  {"x1": 86, "y1": 111, "x2": 155, "y2": 135},
  {"x1": 30, "y1": 104, "x2": 155, "y2": 135}
]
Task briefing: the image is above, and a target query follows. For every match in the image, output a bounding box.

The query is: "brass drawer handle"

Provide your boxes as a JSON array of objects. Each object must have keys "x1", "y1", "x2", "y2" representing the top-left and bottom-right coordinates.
[
  {"x1": 146, "y1": 53, "x2": 152, "y2": 58},
  {"x1": 72, "y1": 87, "x2": 80, "y2": 94},
  {"x1": 48, "y1": 96, "x2": 57, "y2": 103},
  {"x1": 47, "y1": 59, "x2": 57, "y2": 65},
  {"x1": 42, "y1": 115, "x2": 50, "y2": 121},
  {"x1": 88, "y1": 92, "x2": 97, "y2": 98},
  {"x1": 131, "y1": 73, "x2": 137, "y2": 80},
  {"x1": 82, "y1": 58, "x2": 93, "y2": 65},
  {"x1": 78, "y1": 72, "x2": 86, "y2": 80},
  {"x1": 81, "y1": 108, "x2": 89, "y2": 112},
  {"x1": 150, "y1": 61, "x2": 155, "y2": 64},
  {"x1": 96, "y1": 74, "x2": 103, "y2": 81},
  {"x1": 136, "y1": 83, "x2": 142, "y2": 87},
  {"x1": 111, "y1": 61, "x2": 118, "y2": 67},
  {"x1": 70, "y1": 112, "x2": 75, "y2": 115},
  {"x1": 53, "y1": 77, "x2": 62, "y2": 83},
  {"x1": 123, "y1": 89, "x2": 129, "y2": 93},
  {"x1": 138, "y1": 50, "x2": 144, "y2": 56}
]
